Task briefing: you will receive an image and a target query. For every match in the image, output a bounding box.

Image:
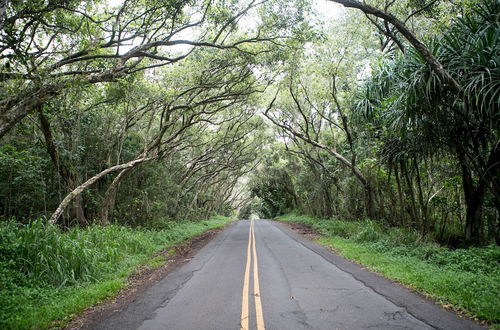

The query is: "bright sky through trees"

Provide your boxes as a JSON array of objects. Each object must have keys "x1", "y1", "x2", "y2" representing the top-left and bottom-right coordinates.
[{"x1": 1, "y1": 0, "x2": 499, "y2": 328}]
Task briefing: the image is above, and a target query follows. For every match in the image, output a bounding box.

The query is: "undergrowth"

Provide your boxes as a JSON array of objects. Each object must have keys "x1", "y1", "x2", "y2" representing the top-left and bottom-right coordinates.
[
  {"x1": 0, "y1": 216, "x2": 232, "y2": 329},
  {"x1": 276, "y1": 213, "x2": 500, "y2": 326}
]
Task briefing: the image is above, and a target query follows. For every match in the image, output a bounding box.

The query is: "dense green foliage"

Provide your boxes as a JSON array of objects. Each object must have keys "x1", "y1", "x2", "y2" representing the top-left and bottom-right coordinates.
[
  {"x1": 2, "y1": 0, "x2": 496, "y2": 238},
  {"x1": 249, "y1": 1, "x2": 499, "y2": 246},
  {"x1": 356, "y1": 0, "x2": 500, "y2": 244},
  {"x1": 277, "y1": 214, "x2": 500, "y2": 324},
  {"x1": 1, "y1": 0, "x2": 498, "y2": 327},
  {"x1": 0, "y1": 216, "x2": 232, "y2": 329},
  {"x1": 0, "y1": 0, "x2": 309, "y2": 226}
]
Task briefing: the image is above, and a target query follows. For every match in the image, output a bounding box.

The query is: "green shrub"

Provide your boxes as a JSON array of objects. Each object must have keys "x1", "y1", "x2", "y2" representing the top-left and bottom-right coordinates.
[
  {"x1": 0, "y1": 216, "x2": 233, "y2": 329},
  {"x1": 353, "y1": 221, "x2": 383, "y2": 243},
  {"x1": 0, "y1": 220, "x2": 156, "y2": 286}
]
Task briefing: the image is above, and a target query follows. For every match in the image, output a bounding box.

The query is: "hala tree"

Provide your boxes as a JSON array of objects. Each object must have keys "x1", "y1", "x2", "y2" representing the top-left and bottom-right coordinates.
[{"x1": 357, "y1": 1, "x2": 500, "y2": 244}]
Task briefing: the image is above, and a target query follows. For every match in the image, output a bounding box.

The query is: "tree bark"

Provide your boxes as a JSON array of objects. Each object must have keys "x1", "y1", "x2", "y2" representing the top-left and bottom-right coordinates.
[
  {"x1": 463, "y1": 182, "x2": 486, "y2": 245},
  {"x1": 38, "y1": 107, "x2": 88, "y2": 225},
  {"x1": 99, "y1": 167, "x2": 133, "y2": 225},
  {"x1": 413, "y1": 158, "x2": 428, "y2": 233},
  {"x1": 401, "y1": 161, "x2": 419, "y2": 228},
  {"x1": 364, "y1": 183, "x2": 375, "y2": 219},
  {"x1": 492, "y1": 195, "x2": 500, "y2": 245},
  {"x1": 394, "y1": 164, "x2": 407, "y2": 226},
  {"x1": 459, "y1": 152, "x2": 485, "y2": 245}
]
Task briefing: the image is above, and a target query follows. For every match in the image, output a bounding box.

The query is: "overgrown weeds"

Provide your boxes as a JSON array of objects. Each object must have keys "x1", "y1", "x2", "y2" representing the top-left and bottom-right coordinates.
[{"x1": 0, "y1": 216, "x2": 232, "y2": 329}]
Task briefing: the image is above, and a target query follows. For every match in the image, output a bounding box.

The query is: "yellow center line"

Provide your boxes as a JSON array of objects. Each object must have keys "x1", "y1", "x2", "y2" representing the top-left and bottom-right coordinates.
[
  {"x1": 241, "y1": 221, "x2": 252, "y2": 330},
  {"x1": 240, "y1": 220, "x2": 266, "y2": 330},
  {"x1": 252, "y1": 221, "x2": 265, "y2": 330}
]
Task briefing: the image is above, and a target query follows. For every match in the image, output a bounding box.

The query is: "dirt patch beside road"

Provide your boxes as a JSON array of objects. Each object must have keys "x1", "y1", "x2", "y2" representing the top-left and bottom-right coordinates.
[{"x1": 273, "y1": 219, "x2": 320, "y2": 241}]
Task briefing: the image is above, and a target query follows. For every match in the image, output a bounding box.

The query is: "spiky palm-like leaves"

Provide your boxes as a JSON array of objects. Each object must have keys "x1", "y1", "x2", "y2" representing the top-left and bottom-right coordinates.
[{"x1": 357, "y1": 1, "x2": 500, "y2": 244}]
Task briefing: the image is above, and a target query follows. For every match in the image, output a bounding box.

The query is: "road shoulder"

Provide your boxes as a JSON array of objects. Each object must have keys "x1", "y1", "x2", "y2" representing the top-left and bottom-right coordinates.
[
  {"x1": 271, "y1": 220, "x2": 486, "y2": 330},
  {"x1": 64, "y1": 222, "x2": 234, "y2": 330}
]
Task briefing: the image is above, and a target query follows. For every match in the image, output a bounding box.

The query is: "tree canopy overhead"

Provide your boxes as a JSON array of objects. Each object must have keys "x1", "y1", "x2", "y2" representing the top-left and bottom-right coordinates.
[{"x1": 1, "y1": 0, "x2": 498, "y2": 245}]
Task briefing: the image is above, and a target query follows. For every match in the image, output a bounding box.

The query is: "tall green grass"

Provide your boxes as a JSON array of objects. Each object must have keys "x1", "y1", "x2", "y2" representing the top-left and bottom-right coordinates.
[
  {"x1": 277, "y1": 213, "x2": 500, "y2": 325},
  {"x1": 0, "y1": 216, "x2": 232, "y2": 329}
]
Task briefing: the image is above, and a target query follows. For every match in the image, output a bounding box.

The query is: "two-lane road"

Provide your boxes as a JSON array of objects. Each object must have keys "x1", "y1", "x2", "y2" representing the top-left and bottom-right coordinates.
[{"x1": 95, "y1": 220, "x2": 484, "y2": 330}]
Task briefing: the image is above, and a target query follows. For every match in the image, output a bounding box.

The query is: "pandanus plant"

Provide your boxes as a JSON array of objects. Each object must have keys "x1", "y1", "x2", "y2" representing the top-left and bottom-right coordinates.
[{"x1": 356, "y1": 1, "x2": 500, "y2": 245}]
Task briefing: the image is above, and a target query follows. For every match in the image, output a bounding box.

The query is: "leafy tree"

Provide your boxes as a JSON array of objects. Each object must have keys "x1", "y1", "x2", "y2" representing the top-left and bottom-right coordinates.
[
  {"x1": 0, "y1": 0, "x2": 294, "y2": 138},
  {"x1": 357, "y1": 1, "x2": 499, "y2": 244}
]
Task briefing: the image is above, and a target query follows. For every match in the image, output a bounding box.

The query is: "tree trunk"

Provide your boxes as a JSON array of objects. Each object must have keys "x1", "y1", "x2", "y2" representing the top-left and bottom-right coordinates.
[
  {"x1": 38, "y1": 107, "x2": 88, "y2": 225},
  {"x1": 413, "y1": 158, "x2": 428, "y2": 233},
  {"x1": 459, "y1": 152, "x2": 486, "y2": 245},
  {"x1": 401, "y1": 161, "x2": 419, "y2": 229},
  {"x1": 364, "y1": 182, "x2": 375, "y2": 219},
  {"x1": 323, "y1": 182, "x2": 335, "y2": 217},
  {"x1": 439, "y1": 211, "x2": 448, "y2": 242},
  {"x1": 49, "y1": 156, "x2": 155, "y2": 224},
  {"x1": 464, "y1": 185, "x2": 486, "y2": 245},
  {"x1": 394, "y1": 164, "x2": 407, "y2": 226},
  {"x1": 70, "y1": 193, "x2": 89, "y2": 226},
  {"x1": 488, "y1": 184, "x2": 500, "y2": 245},
  {"x1": 99, "y1": 167, "x2": 132, "y2": 225}
]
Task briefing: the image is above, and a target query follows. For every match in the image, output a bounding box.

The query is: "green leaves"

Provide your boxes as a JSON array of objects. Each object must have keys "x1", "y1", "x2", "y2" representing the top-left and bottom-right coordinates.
[
  {"x1": 0, "y1": 145, "x2": 48, "y2": 220},
  {"x1": 0, "y1": 216, "x2": 233, "y2": 329}
]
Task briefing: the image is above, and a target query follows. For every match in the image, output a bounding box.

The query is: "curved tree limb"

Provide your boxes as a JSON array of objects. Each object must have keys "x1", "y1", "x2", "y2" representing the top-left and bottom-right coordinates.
[
  {"x1": 328, "y1": 0, "x2": 461, "y2": 93},
  {"x1": 49, "y1": 156, "x2": 156, "y2": 224}
]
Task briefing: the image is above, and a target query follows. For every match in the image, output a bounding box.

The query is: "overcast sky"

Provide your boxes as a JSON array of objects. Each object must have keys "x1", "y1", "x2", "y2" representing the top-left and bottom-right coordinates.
[{"x1": 106, "y1": 0, "x2": 345, "y2": 55}]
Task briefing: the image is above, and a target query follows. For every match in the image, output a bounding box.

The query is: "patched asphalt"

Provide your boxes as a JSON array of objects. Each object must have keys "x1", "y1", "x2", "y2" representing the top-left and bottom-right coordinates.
[{"x1": 93, "y1": 220, "x2": 484, "y2": 330}]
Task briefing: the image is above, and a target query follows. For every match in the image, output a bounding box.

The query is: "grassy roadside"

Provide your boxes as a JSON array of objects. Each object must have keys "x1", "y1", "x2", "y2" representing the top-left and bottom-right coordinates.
[
  {"x1": 276, "y1": 213, "x2": 499, "y2": 327},
  {"x1": 0, "y1": 216, "x2": 233, "y2": 329}
]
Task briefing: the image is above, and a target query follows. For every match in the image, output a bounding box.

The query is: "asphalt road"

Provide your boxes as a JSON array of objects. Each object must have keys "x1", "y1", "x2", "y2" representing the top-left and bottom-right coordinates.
[{"x1": 95, "y1": 220, "x2": 484, "y2": 330}]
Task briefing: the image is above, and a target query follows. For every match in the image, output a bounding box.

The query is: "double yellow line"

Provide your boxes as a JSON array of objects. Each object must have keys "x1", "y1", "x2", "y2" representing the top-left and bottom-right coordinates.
[{"x1": 241, "y1": 220, "x2": 265, "y2": 330}]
